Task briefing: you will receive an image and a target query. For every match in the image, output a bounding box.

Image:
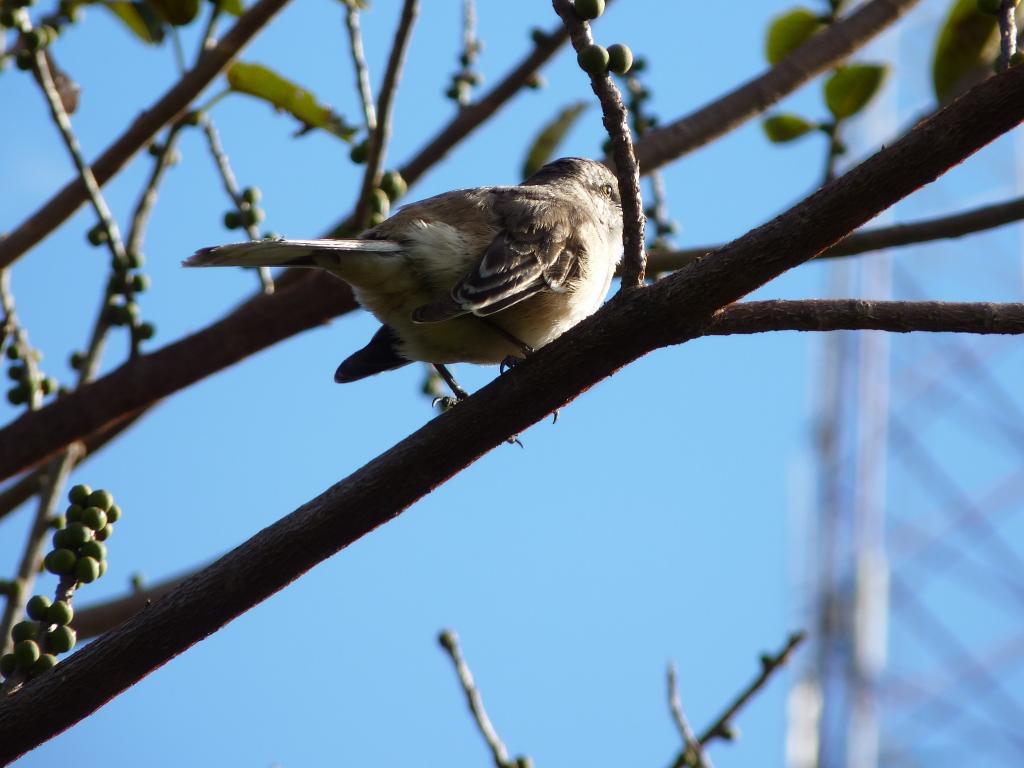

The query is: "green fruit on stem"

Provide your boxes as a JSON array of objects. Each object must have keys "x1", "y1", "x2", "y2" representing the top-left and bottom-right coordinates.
[
  {"x1": 46, "y1": 601, "x2": 73, "y2": 626},
  {"x1": 106, "y1": 504, "x2": 122, "y2": 523},
  {"x1": 68, "y1": 484, "x2": 92, "y2": 506},
  {"x1": 26, "y1": 595, "x2": 51, "y2": 620},
  {"x1": 44, "y1": 548, "x2": 77, "y2": 575},
  {"x1": 577, "y1": 44, "x2": 609, "y2": 75},
  {"x1": 64, "y1": 521, "x2": 91, "y2": 547},
  {"x1": 46, "y1": 625, "x2": 76, "y2": 653},
  {"x1": 82, "y1": 507, "x2": 107, "y2": 531},
  {"x1": 79, "y1": 540, "x2": 107, "y2": 562},
  {"x1": 75, "y1": 556, "x2": 101, "y2": 583},
  {"x1": 0, "y1": 653, "x2": 15, "y2": 677},
  {"x1": 11, "y1": 621, "x2": 38, "y2": 643},
  {"x1": 14, "y1": 639, "x2": 40, "y2": 668},
  {"x1": 350, "y1": 141, "x2": 369, "y2": 164},
  {"x1": 96, "y1": 524, "x2": 114, "y2": 542},
  {"x1": 30, "y1": 654, "x2": 57, "y2": 675},
  {"x1": 573, "y1": 0, "x2": 605, "y2": 20},
  {"x1": 85, "y1": 489, "x2": 113, "y2": 511},
  {"x1": 607, "y1": 43, "x2": 633, "y2": 75}
]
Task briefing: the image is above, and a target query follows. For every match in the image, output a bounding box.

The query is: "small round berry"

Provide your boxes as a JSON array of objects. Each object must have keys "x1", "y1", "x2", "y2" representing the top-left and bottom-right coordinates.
[
  {"x1": 242, "y1": 186, "x2": 261, "y2": 205},
  {"x1": 607, "y1": 43, "x2": 633, "y2": 75},
  {"x1": 223, "y1": 210, "x2": 241, "y2": 230},
  {"x1": 1010, "y1": 51, "x2": 1024, "y2": 67},
  {"x1": 380, "y1": 171, "x2": 407, "y2": 201},
  {"x1": 98, "y1": 560, "x2": 108, "y2": 578},
  {"x1": 26, "y1": 595, "x2": 51, "y2": 620},
  {"x1": 7, "y1": 386, "x2": 27, "y2": 406},
  {"x1": 15, "y1": 50, "x2": 34, "y2": 71},
  {"x1": 14, "y1": 639, "x2": 40, "y2": 668},
  {"x1": 370, "y1": 188, "x2": 389, "y2": 215},
  {"x1": 7, "y1": 364, "x2": 26, "y2": 381},
  {"x1": 241, "y1": 207, "x2": 264, "y2": 227},
  {"x1": 75, "y1": 556, "x2": 101, "y2": 583},
  {"x1": 79, "y1": 540, "x2": 106, "y2": 562},
  {"x1": 106, "y1": 504, "x2": 122, "y2": 523},
  {"x1": 68, "y1": 484, "x2": 92, "y2": 506},
  {"x1": 52, "y1": 528, "x2": 71, "y2": 550},
  {"x1": 11, "y1": 621, "x2": 39, "y2": 643},
  {"x1": 82, "y1": 507, "x2": 107, "y2": 531},
  {"x1": 49, "y1": 514, "x2": 67, "y2": 529},
  {"x1": 128, "y1": 251, "x2": 145, "y2": 269},
  {"x1": 86, "y1": 223, "x2": 108, "y2": 246},
  {"x1": 30, "y1": 653, "x2": 57, "y2": 675},
  {"x1": 525, "y1": 73, "x2": 545, "y2": 90},
  {"x1": 63, "y1": 521, "x2": 91, "y2": 547},
  {"x1": 41, "y1": 376, "x2": 58, "y2": 395},
  {"x1": 368, "y1": 211, "x2": 386, "y2": 227},
  {"x1": 577, "y1": 44, "x2": 609, "y2": 76},
  {"x1": 136, "y1": 322, "x2": 156, "y2": 341},
  {"x1": 44, "y1": 548, "x2": 77, "y2": 575},
  {"x1": 349, "y1": 141, "x2": 369, "y2": 164},
  {"x1": 0, "y1": 9, "x2": 16, "y2": 27},
  {"x1": 95, "y1": 524, "x2": 113, "y2": 542},
  {"x1": 67, "y1": 504, "x2": 84, "y2": 523},
  {"x1": 69, "y1": 351, "x2": 84, "y2": 370},
  {"x1": 25, "y1": 27, "x2": 47, "y2": 51},
  {"x1": 5, "y1": 345, "x2": 21, "y2": 360},
  {"x1": 85, "y1": 489, "x2": 113, "y2": 512},
  {"x1": 0, "y1": 653, "x2": 15, "y2": 677},
  {"x1": 131, "y1": 274, "x2": 150, "y2": 292},
  {"x1": 46, "y1": 625, "x2": 76, "y2": 653},
  {"x1": 573, "y1": 0, "x2": 605, "y2": 20},
  {"x1": 46, "y1": 600, "x2": 73, "y2": 626},
  {"x1": 147, "y1": 142, "x2": 164, "y2": 157}
]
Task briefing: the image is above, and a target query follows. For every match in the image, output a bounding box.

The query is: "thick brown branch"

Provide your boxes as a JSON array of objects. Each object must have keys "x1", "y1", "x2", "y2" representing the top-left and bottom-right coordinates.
[
  {"x1": 630, "y1": 0, "x2": 920, "y2": 174},
  {"x1": 0, "y1": 0, "x2": 293, "y2": 269},
  {"x1": 706, "y1": 300, "x2": 1024, "y2": 336},
  {"x1": 649, "y1": 194, "x2": 1024, "y2": 272},
  {"x1": 1, "y1": 63, "x2": 1022, "y2": 761},
  {"x1": 0, "y1": 271, "x2": 355, "y2": 481},
  {"x1": 551, "y1": 0, "x2": 646, "y2": 287}
]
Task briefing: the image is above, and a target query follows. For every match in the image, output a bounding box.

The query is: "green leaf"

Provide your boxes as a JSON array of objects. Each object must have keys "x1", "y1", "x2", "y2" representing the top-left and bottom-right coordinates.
[
  {"x1": 824, "y1": 63, "x2": 887, "y2": 120},
  {"x1": 521, "y1": 102, "x2": 588, "y2": 180},
  {"x1": 765, "y1": 7, "x2": 824, "y2": 65},
  {"x1": 148, "y1": 0, "x2": 200, "y2": 25},
  {"x1": 931, "y1": 0, "x2": 998, "y2": 104},
  {"x1": 226, "y1": 62, "x2": 358, "y2": 140},
  {"x1": 217, "y1": 0, "x2": 244, "y2": 15},
  {"x1": 101, "y1": 2, "x2": 166, "y2": 44},
  {"x1": 762, "y1": 114, "x2": 816, "y2": 143}
]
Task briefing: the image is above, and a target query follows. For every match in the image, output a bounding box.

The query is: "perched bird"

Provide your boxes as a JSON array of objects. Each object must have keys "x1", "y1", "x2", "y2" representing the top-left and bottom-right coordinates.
[{"x1": 185, "y1": 156, "x2": 623, "y2": 400}]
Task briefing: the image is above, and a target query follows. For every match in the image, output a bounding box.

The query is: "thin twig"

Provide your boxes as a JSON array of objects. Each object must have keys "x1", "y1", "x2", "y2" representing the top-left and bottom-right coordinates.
[
  {"x1": 0, "y1": 0, "x2": 294, "y2": 270},
  {"x1": 452, "y1": 0, "x2": 480, "y2": 107},
  {"x1": 126, "y1": 124, "x2": 186, "y2": 259},
  {"x1": 696, "y1": 632, "x2": 806, "y2": 746},
  {"x1": 0, "y1": 270, "x2": 43, "y2": 411},
  {"x1": 196, "y1": 2, "x2": 224, "y2": 59},
  {"x1": 551, "y1": 0, "x2": 646, "y2": 288},
  {"x1": 667, "y1": 662, "x2": 715, "y2": 768},
  {"x1": 344, "y1": 1, "x2": 377, "y2": 132},
  {"x1": 352, "y1": 0, "x2": 419, "y2": 230},
  {"x1": 647, "y1": 193, "x2": 1024, "y2": 273},
  {"x1": 438, "y1": 630, "x2": 511, "y2": 768},
  {"x1": 199, "y1": 114, "x2": 274, "y2": 293}
]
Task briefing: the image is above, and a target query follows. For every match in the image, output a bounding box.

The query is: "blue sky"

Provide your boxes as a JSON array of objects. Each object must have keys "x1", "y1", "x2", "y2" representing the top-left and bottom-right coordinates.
[{"x1": 2, "y1": 0, "x2": 1023, "y2": 766}]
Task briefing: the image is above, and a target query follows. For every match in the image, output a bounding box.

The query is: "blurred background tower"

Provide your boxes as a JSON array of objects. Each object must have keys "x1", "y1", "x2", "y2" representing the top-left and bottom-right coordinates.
[{"x1": 787, "y1": 2, "x2": 1024, "y2": 767}]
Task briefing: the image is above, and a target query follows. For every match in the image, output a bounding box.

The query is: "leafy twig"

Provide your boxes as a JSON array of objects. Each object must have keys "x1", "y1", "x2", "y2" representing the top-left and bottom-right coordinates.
[{"x1": 352, "y1": 0, "x2": 419, "y2": 230}]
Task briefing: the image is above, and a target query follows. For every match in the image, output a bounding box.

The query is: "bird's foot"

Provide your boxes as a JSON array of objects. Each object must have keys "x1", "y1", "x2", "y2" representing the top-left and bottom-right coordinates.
[
  {"x1": 432, "y1": 395, "x2": 461, "y2": 412},
  {"x1": 500, "y1": 355, "x2": 525, "y2": 374}
]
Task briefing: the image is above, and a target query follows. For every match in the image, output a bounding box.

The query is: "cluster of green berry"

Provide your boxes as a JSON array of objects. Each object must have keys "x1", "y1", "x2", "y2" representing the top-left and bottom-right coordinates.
[
  {"x1": 45, "y1": 484, "x2": 120, "y2": 582},
  {"x1": 223, "y1": 185, "x2": 266, "y2": 232},
  {"x1": 0, "y1": 0, "x2": 80, "y2": 72},
  {"x1": 572, "y1": 0, "x2": 633, "y2": 77},
  {"x1": 0, "y1": 484, "x2": 122, "y2": 685},
  {"x1": 5, "y1": 341, "x2": 57, "y2": 407},
  {"x1": 347, "y1": 168, "x2": 407, "y2": 227}
]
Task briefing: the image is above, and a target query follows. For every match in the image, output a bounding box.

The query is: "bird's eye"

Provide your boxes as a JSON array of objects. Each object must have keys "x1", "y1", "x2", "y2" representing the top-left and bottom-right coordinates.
[{"x1": 602, "y1": 183, "x2": 614, "y2": 197}]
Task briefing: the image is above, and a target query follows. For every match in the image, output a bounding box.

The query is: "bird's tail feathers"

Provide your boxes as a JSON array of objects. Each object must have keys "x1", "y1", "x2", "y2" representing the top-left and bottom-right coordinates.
[{"x1": 183, "y1": 238, "x2": 403, "y2": 269}]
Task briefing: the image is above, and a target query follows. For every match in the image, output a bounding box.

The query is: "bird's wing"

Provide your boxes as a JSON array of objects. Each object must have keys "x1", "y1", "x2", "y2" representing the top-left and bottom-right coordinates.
[{"x1": 412, "y1": 196, "x2": 578, "y2": 323}]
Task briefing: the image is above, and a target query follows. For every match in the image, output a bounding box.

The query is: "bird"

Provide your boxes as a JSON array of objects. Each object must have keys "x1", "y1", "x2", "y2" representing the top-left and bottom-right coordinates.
[{"x1": 185, "y1": 156, "x2": 624, "y2": 403}]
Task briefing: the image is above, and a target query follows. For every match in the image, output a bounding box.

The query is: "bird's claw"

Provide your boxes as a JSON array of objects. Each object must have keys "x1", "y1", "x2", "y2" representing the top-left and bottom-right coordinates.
[
  {"x1": 500, "y1": 355, "x2": 525, "y2": 374},
  {"x1": 432, "y1": 395, "x2": 460, "y2": 412}
]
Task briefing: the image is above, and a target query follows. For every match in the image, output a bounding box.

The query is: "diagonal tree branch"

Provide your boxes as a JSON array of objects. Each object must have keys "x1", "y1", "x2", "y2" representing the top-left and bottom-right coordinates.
[
  {"x1": 630, "y1": 0, "x2": 921, "y2": 173},
  {"x1": 648, "y1": 194, "x2": 1024, "y2": 273},
  {"x1": 0, "y1": 0, "x2": 294, "y2": 270},
  {"x1": 1, "y1": 62, "x2": 1022, "y2": 762}
]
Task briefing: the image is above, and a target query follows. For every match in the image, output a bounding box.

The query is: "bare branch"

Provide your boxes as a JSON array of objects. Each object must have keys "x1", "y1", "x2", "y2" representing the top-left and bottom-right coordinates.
[
  {"x1": 343, "y1": 2, "x2": 377, "y2": 132},
  {"x1": 0, "y1": 64, "x2": 1021, "y2": 759},
  {"x1": 997, "y1": 0, "x2": 1018, "y2": 71},
  {"x1": 352, "y1": 0, "x2": 419, "y2": 230},
  {"x1": 706, "y1": 300, "x2": 1024, "y2": 336},
  {"x1": 648, "y1": 194, "x2": 1024, "y2": 273},
  {"x1": 439, "y1": 630, "x2": 512, "y2": 768},
  {"x1": 667, "y1": 662, "x2": 714, "y2": 768},
  {"x1": 630, "y1": 0, "x2": 921, "y2": 174},
  {"x1": 551, "y1": 0, "x2": 646, "y2": 287},
  {"x1": 0, "y1": 0, "x2": 294, "y2": 270}
]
